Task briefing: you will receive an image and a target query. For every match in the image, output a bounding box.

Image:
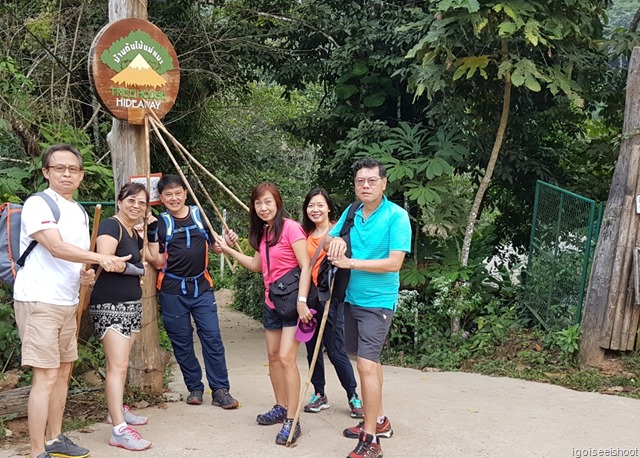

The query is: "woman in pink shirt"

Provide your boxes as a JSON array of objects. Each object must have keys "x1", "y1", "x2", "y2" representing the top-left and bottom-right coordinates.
[{"x1": 217, "y1": 182, "x2": 313, "y2": 445}]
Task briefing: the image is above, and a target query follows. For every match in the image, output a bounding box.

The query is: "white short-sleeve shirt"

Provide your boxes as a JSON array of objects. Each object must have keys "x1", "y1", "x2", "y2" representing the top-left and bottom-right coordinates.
[{"x1": 13, "y1": 188, "x2": 89, "y2": 305}]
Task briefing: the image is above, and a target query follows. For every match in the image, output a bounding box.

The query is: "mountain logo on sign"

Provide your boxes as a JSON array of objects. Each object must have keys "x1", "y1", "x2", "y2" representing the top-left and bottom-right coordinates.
[{"x1": 111, "y1": 54, "x2": 166, "y2": 88}]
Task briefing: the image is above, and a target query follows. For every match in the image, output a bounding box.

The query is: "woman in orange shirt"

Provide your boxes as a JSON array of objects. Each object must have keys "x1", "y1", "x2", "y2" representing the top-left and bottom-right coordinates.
[{"x1": 301, "y1": 188, "x2": 364, "y2": 418}]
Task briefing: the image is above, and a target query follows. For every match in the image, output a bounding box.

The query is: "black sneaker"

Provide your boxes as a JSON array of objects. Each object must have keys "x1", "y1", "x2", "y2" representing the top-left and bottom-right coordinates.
[
  {"x1": 275, "y1": 418, "x2": 301, "y2": 445},
  {"x1": 186, "y1": 389, "x2": 204, "y2": 405},
  {"x1": 212, "y1": 387, "x2": 239, "y2": 409},
  {"x1": 44, "y1": 434, "x2": 90, "y2": 458},
  {"x1": 256, "y1": 404, "x2": 287, "y2": 425},
  {"x1": 347, "y1": 430, "x2": 382, "y2": 458}
]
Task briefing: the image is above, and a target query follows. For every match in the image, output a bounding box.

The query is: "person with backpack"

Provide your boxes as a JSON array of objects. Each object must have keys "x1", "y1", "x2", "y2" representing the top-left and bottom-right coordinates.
[
  {"x1": 12, "y1": 144, "x2": 131, "y2": 458},
  {"x1": 144, "y1": 175, "x2": 239, "y2": 410},
  {"x1": 215, "y1": 182, "x2": 314, "y2": 446},
  {"x1": 89, "y1": 183, "x2": 152, "y2": 451},
  {"x1": 300, "y1": 188, "x2": 364, "y2": 419},
  {"x1": 324, "y1": 158, "x2": 412, "y2": 458}
]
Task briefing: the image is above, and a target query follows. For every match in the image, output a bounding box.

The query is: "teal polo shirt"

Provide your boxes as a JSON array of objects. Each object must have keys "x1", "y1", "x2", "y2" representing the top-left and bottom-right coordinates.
[{"x1": 329, "y1": 196, "x2": 411, "y2": 310}]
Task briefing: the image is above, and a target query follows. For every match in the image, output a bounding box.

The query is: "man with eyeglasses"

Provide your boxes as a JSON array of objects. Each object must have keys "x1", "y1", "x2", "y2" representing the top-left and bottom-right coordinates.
[
  {"x1": 13, "y1": 144, "x2": 130, "y2": 458},
  {"x1": 325, "y1": 157, "x2": 411, "y2": 458}
]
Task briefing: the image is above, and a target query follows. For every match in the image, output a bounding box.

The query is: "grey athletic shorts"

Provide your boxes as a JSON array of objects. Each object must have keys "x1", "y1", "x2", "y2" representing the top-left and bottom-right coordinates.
[{"x1": 344, "y1": 303, "x2": 394, "y2": 363}]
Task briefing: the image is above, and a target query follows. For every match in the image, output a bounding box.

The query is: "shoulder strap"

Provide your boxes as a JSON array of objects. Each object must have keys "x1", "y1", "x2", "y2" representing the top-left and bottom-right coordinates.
[
  {"x1": 340, "y1": 202, "x2": 359, "y2": 237},
  {"x1": 190, "y1": 205, "x2": 209, "y2": 240},
  {"x1": 310, "y1": 231, "x2": 330, "y2": 268},
  {"x1": 110, "y1": 217, "x2": 124, "y2": 244},
  {"x1": 160, "y1": 211, "x2": 174, "y2": 243},
  {"x1": 34, "y1": 192, "x2": 61, "y2": 222},
  {"x1": 16, "y1": 192, "x2": 62, "y2": 267}
]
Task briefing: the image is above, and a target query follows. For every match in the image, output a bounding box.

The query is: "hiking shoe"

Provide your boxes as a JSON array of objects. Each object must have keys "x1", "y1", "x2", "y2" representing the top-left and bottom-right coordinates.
[
  {"x1": 347, "y1": 430, "x2": 383, "y2": 458},
  {"x1": 304, "y1": 393, "x2": 330, "y2": 413},
  {"x1": 348, "y1": 394, "x2": 364, "y2": 418},
  {"x1": 106, "y1": 405, "x2": 149, "y2": 426},
  {"x1": 30, "y1": 453, "x2": 53, "y2": 458},
  {"x1": 212, "y1": 387, "x2": 239, "y2": 409},
  {"x1": 109, "y1": 426, "x2": 152, "y2": 451},
  {"x1": 186, "y1": 389, "x2": 204, "y2": 405},
  {"x1": 275, "y1": 418, "x2": 301, "y2": 445},
  {"x1": 44, "y1": 434, "x2": 90, "y2": 458},
  {"x1": 343, "y1": 416, "x2": 393, "y2": 439},
  {"x1": 256, "y1": 404, "x2": 287, "y2": 425}
]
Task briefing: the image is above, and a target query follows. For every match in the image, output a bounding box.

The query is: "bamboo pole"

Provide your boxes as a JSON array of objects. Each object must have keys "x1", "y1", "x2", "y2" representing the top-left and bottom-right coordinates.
[
  {"x1": 148, "y1": 117, "x2": 236, "y2": 273},
  {"x1": 287, "y1": 271, "x2": 335, "y2": 447},
  {"x1": 147, "y1": 109, "x2": 249, "y2": 212}
]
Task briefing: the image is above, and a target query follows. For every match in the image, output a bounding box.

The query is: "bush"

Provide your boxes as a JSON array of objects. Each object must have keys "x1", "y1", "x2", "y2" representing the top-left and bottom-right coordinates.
[
  {"x1": 0, "y1": 287, "x2": 20, "y2": 371},
  {"x1": 231, "y1": 267, "x2": 264, "y2": 320}
]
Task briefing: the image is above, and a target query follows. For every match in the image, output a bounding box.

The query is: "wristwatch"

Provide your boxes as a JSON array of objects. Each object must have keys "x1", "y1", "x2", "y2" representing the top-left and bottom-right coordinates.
[{"x1": 297, "y1": 296, "x2": 307, "y2": 303}]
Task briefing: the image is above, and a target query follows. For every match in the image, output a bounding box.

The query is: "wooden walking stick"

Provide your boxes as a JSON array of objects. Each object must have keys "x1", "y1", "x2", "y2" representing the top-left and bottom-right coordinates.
[
  {"x1": 287, "y1": 267, "x2": 336, "y2": 447},
  {"x1": 75, "y1": 204, "x2": 102, "y2": 335},
  {"x1": 70, "y1": 204, "x2": 102, "y2": 383}
]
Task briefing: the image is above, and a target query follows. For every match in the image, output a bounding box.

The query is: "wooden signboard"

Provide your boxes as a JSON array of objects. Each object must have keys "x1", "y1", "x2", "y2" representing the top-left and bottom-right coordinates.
[{"x1": 89, "y1": 18, "x2": 180, "y2": 125}]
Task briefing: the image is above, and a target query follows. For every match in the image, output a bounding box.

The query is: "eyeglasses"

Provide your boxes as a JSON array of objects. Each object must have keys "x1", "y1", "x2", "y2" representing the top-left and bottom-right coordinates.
[
  {"x1": 47, "y1": 164, "x2": 82, "y2": 175},
  {"x1": 355, "y1": 177, "x2": 381, "y2": 187}
]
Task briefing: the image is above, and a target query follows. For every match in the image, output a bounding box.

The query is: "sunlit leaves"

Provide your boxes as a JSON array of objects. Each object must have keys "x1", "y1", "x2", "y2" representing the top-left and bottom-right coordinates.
[
  {"x1": 436, "y1": 0, "x2": 481, "y2": 13},
  {"x1": 453, "y1": 55, "x2": 491, "y2": 80},
  {"x1": 511, "y1": 58, "x2": 545, "y2": 91}
]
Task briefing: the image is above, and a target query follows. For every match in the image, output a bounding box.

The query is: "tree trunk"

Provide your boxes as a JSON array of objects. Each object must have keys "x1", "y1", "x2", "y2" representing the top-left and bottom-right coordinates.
[
  {"x1": 0, "y1": 386, "x2": 30, "y2": 419},
  {"x1": 106, "y1": 0, "x2": 169, "y2": 393},
  {"x1": 580, "y1": 46, "x2": 640, "y2": 367},
  {"x1": 454, "y1": 40, "x2": 512, "y2": 334}
]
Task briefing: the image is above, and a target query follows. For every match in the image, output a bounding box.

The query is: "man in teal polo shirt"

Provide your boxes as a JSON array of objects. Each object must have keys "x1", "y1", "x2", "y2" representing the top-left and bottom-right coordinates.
[{"x1": 325, "y1": 158, "x2": 411, "y2": 458}]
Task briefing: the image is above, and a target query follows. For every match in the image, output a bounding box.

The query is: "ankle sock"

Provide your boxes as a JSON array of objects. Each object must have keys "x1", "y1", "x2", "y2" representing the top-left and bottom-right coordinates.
[
  {"x1": 45, "y1": 437, "x2": 59, "y2": 446},
  {"x1": 377, "y1": 416, "x2": 386, "y2": 424},
  {"x1": 113, "y1": 422, "x2": 127, "y2": 435}
]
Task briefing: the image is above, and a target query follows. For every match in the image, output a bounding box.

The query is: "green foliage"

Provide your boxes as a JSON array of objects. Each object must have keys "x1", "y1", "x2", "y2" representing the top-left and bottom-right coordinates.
[
  {"x1": 546, "y1": 324, "x2": 581, "y2": 362},
  {"x1": 0, "y1": 287, "x2": 20, "y2": 372},
  {"x1": 74, "y1": 335, "x2": 105, "y2": 376},
  {"x1": 231, "y1": 267, "x2": 265, "y2": 321}
]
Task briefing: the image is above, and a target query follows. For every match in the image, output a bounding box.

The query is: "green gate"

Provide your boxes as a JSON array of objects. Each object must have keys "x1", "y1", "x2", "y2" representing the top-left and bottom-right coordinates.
[{"x1": 522, "y1": 181, "x2": 603, "y2": 331}]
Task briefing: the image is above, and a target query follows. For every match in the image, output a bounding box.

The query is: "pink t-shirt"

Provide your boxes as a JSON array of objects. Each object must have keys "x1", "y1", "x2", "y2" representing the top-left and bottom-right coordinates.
[{"x1": 260, "y1": 218, "x2": 306, "y2": 309}]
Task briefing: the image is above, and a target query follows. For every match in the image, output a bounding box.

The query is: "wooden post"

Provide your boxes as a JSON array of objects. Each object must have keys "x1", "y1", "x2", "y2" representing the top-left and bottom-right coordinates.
[
  {"x1": 580, "y1": 46, "x2": 640, "y2": 366},
  {"x1": 105, "y1": 0, "x2": 169, "y2": 393}
]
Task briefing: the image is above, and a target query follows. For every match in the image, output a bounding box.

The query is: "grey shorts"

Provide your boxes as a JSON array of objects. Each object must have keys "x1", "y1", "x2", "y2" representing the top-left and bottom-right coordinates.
[{"x1": 344, "y1": 303, "x2": 394, "y2": 363}]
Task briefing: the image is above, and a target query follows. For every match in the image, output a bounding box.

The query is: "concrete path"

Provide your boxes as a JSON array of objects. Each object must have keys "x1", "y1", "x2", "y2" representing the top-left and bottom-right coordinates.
[{"x1": 2, "y1": 289, "x2": 640, "y2": 458}]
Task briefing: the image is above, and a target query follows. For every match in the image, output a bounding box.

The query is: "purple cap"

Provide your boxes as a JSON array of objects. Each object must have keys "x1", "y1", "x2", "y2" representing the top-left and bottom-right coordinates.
[{"x1": 295, "y1": 309, "x2": 318, "y2": 343}]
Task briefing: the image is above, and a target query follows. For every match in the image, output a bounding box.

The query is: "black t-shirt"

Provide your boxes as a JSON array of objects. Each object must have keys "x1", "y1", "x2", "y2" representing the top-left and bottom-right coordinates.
[
  {"x1": 158, "y1": 209, "x2": 214, "y2": 295},
  {"x1": 90, "y1": 217, "x2": 143, "y2": 304}
]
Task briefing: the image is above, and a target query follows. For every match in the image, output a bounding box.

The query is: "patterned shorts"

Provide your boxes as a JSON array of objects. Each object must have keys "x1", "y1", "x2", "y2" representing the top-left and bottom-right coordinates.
[{"x1": 89, "y1": 300, "x2": 142, "y2": 339}]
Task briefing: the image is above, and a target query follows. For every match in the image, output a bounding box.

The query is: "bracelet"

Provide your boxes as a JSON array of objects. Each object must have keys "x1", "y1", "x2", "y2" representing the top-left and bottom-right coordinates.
[{"x1": 297, "y1": 296, "x2": 307, "y2": 303}]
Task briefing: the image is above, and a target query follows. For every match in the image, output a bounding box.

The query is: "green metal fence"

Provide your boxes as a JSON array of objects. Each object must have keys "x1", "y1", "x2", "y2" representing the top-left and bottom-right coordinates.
[{"x1": 522, "y1": 181, "x2": 603, "y2": 331}]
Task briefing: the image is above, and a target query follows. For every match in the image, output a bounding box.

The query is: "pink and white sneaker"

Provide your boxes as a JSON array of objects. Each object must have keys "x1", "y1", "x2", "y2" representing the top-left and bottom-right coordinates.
[
  {"x1": 106, "y1": 405, "x2": 149, "y2": 426},
  {"x1": 109, "y1": 426, "x2": 152, "y2": 451}
]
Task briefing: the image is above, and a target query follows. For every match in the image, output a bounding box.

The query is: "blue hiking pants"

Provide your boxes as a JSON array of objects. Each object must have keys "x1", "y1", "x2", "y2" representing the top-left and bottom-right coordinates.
[
  {"x1": 159, "y1": 289, "x2": 230, "y2": 392},
  {"x1": 305, "y1": 300, "x2": 358, "y2": 399}
]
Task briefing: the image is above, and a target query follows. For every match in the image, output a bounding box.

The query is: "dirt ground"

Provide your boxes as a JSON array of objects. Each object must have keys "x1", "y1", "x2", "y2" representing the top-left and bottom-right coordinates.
[{"x1": 2, "y1": 289, "x2": 640, "y2": 457}]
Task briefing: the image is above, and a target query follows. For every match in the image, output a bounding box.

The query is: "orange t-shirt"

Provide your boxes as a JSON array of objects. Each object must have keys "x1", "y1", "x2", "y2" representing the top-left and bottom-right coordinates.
[{"x1": 306, "y1": 235, "x2": 327, "y2": 285}]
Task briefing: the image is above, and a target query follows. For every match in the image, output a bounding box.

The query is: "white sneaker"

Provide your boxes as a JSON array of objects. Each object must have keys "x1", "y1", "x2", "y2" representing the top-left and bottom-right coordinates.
[
  {"x1": 106, "y1": 405, "x2": 149, "y2": 426},
  {"x1": 109, "y1": 426, "x2": 152, "y2": 451}
]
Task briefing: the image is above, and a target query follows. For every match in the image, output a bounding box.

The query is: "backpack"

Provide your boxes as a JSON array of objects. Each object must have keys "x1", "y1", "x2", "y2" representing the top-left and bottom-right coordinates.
[
  {"x1": 0, "y1": 192, "x2": 62, "y2": 287},
  {"x1": 316, "y1": 201, "x2": 360, "y2": 304},
  {"x1": 157, "y1": 205, "x2": 212, "y2": 297}
]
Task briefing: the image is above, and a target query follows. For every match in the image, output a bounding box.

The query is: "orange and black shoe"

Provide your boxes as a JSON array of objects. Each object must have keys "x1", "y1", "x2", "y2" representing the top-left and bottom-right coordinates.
[
  {"x1": 347, "y1": 430, "x2": 383, "y2": 458},
  {"x1": 343, "y1": 416, "x2": 393, "y2": 439}
]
